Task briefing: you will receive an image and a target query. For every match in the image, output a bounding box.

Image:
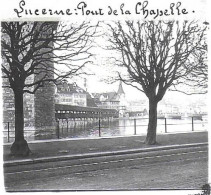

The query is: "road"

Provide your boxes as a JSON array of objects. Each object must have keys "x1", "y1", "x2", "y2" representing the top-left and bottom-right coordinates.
[{"x1": 4, "y1": 144, "x2": 208, "y2": 191}]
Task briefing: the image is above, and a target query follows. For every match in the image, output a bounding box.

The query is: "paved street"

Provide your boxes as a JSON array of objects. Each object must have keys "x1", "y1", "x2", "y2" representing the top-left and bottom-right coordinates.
[{"x1": 4, "y1": 144, "x2": 208, "y2": 191}]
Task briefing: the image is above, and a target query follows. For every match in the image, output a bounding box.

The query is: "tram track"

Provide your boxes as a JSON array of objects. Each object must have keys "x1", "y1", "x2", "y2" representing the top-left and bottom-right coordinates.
[{"x1": 4, "y1": 144, "x2": 208, "y2": 184}]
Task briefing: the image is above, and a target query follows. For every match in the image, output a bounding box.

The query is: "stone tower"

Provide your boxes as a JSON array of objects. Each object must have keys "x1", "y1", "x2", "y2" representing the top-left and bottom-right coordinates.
[
  {"x1": 117, "y1": 81, "x2": 125, "y2": 96},
  {"x1": 117, "y1": 81, "x2": 127, "y2": 117},
  {"x1": 34, "y1": 78, "x2": 56, "y2": 134},
  {"x1": 32, "y1": 23, "x2": 57, "y2": 135}
]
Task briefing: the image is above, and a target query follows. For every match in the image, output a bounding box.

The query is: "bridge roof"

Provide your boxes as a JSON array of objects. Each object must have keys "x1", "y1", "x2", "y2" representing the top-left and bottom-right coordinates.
[{"x1": 55, "y1": 104, "x2": 118, "y2": 113}]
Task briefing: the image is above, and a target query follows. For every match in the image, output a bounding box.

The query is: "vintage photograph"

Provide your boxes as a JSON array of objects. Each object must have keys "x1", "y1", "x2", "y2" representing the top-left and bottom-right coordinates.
[{"x1": 1, "y1": 1, "x2": 209, "y2": 193}]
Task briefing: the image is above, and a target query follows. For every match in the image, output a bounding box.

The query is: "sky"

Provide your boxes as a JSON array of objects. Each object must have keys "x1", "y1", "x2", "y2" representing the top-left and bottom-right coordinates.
[
  {"x1": 67, "y1": 24, "x2": 208, "y2": 106},
  {"x1": 70, "y1": 56, "x2": 207, "y2": 107}
]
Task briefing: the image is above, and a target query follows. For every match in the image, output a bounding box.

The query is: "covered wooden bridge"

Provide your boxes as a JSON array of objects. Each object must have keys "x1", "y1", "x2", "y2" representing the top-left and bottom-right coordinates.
[{"x1": 55, "y1": 104, "x2": 119, "y2": 120}]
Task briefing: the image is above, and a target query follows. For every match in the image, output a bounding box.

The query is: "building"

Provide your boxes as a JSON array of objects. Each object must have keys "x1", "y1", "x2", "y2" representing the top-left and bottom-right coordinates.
[
  {"x1": 92, "y1": 92, "x2": 120, "y2": 110},
  {"x1": 55, "y1": 81, "x2": 87, "y2": 106},
  {"x1": 127, "y1": 100, "x2": 148, "y2": 112},
  {"x1": 92, "y1": 81, "x2": 127, "y2": 117},
  {"x1": 186, "y1": 101, "x2": 207, "y2": 115},
  {"x1": 125, "y1": 110, "x2": 148, "y2": 118},
  {"x1": 55, "y1": 80, "x2": 97, "y2": 107}
]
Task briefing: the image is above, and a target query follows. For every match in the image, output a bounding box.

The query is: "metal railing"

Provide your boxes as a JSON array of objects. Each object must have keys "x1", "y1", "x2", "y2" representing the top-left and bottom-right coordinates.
[{"x1": 3, "y1": 116, "x2": 207, "y2": 142}]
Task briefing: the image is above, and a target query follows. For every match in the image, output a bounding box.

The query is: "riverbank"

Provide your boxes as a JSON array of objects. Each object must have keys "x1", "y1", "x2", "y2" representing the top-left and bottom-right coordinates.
[{"x1": 3, "y1": 131, "x2": 208, "y2": 162}]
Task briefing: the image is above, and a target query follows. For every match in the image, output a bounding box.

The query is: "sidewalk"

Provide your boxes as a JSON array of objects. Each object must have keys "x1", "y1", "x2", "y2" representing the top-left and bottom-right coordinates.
[{"x1": 3, "y1": 131, "x2": 208, "y2": 163}]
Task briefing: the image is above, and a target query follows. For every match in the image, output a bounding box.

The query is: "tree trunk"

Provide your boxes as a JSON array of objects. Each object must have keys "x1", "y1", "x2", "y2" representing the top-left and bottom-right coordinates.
[
  {"x1": 145, "y1": 99, "x2": 158, "y2": 145},
  {"x1": 10, "y1": 89, "x2": 31, "y2": 156}
]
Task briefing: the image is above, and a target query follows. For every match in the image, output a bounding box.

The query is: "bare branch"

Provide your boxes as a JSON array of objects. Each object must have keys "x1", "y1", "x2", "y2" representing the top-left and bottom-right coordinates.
[
  {"x1": 106, "y1": 20, "x2": 207, "y2": 101},
  {"x1": 1, "y1": 21, "x2": 99, "y2": 93}
]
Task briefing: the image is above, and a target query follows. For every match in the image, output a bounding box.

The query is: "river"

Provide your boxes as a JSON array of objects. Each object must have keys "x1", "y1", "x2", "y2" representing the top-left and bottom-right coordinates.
[
  {"x1": 3, "y1": 117, "x2": 207, "y2": 142},
  {"x1": 35, "y1": 116, "x2": 208, "y2": 140}
]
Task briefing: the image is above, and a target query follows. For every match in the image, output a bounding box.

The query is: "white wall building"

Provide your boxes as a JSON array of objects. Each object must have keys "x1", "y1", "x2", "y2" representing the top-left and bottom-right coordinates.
[{"x1": 55, "y1": 81, "x2": 87, "y2": 107}]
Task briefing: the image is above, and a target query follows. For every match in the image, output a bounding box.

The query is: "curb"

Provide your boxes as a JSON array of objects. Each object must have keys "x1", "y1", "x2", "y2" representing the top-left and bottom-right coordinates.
[{"x1": 4, "y1": 142, "x2": 208, "y2": 167}]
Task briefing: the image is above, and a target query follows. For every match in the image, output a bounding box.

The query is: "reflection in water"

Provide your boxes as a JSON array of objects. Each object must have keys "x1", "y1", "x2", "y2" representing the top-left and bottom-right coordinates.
[{"x1": 59, "y1": 119, "x2": 122, "y2": 138}]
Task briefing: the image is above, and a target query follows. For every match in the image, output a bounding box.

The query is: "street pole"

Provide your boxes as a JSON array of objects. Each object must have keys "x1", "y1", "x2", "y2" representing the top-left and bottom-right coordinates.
[
  {"x1": 192, "y1": 117, "x2": 194, "y2": 131},
  {"x1": 134, "y1": 119, "x2": 136, "y2": 135},
  {"x1": 67, "y1": 119, "x2": 68, "y2": 132},
  {"x1": 165, "y1": 118, "x2": 167, "y2": 133},
  {"x1": 8, "y1": 122, "x2": 10, "y2": 143},
  {"x1": 99, "y1": 112, "x2": 101, "y2": 137},
  {"x1": 57, "y1": 120, "x2": 60, "y2": 139}
]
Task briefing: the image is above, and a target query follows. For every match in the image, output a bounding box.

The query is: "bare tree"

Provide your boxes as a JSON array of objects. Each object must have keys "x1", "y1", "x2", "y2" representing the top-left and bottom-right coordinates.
[
  {"x1": 107, "y1": 21, "x2": 207, "y2": 145},
  {"x1": 172, "y1": 39, "x2": 208, "y2": 94},
  {"x1": 1, "y1": 21, "x2": 98, "y2": 156}
]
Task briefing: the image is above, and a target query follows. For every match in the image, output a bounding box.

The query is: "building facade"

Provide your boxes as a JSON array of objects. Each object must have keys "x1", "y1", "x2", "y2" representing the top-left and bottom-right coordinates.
[
  {"x1": 55, "y1": 80, "x2": 98, "y2": 108},
  {"x1": 92, "y1": 81, "x2": 127, "y2": 117},
  {"x1": 55, "y1": 81, "x2": 87, "y2": 106}
]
